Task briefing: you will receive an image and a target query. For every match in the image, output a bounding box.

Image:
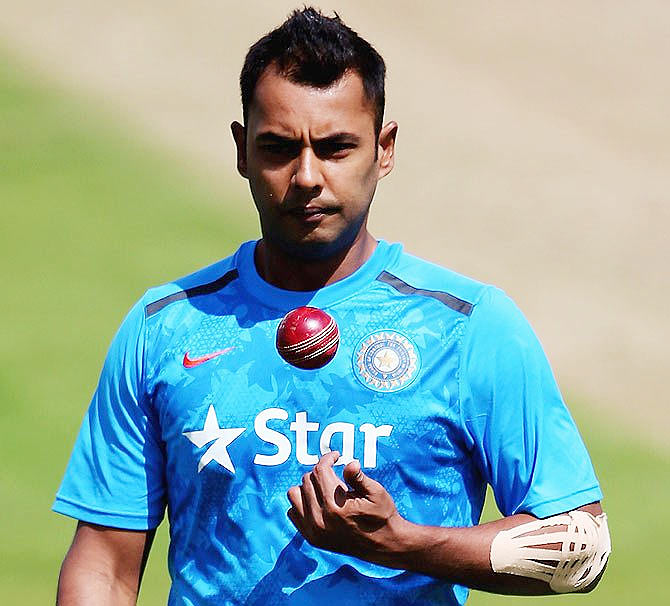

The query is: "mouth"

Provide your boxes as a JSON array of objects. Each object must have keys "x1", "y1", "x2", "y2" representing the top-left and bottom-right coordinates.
[{"x1": 284, "y1": 205, "x2": 339, "y2": 222}]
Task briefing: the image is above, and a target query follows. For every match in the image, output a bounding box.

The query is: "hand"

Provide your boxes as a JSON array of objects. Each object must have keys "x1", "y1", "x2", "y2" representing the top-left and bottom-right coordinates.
[{"x1": 286, "y1": 451, "x2": 406, "y2": 563}]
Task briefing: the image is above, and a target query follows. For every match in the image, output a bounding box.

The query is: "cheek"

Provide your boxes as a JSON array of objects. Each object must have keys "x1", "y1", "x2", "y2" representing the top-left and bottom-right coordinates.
[
  {"x1": 330, "y1": 158, "x2": 378, "y2": 199},
  {"x1": 251, "y1": 166, "x2": 292, "y2": 201},
  {"x1": 352, "y1": 168, "x2": 380, "y2": 207}
]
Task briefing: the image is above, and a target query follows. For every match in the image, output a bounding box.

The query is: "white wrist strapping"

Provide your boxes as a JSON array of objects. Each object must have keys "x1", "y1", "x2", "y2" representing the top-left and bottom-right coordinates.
[{"x1": 490, "y1": 510, "x2": 611, "y2": 593}]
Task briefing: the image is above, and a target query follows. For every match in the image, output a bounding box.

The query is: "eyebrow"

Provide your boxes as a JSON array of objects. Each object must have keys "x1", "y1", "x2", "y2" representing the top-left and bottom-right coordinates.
[
  {"x1": 255, "y1": 132, "x2": 294, "y2": 144},
  {"x1": 318, "y1": 132, "x2": 361, "y2": 145},
  {"x1": 255, "y1": 131, "x2": 360, "y2": 145}
]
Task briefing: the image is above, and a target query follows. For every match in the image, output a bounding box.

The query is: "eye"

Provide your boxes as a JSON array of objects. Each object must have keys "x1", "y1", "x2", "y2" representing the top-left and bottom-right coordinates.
[
  {"x1": 259, "y1": 141, "x2": 300, "y2": 158},
  {"x1": 315, "y1": 140, "x2": 356, "y2": 159}
]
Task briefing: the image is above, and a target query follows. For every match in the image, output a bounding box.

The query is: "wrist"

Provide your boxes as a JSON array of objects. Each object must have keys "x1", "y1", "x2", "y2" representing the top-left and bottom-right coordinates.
[
  {"x1": 376, "y1": 515, "x2": 429, "y2": 570},
  {"x1": 384, "y1": 517, "x2": 456, "y2": 577}
]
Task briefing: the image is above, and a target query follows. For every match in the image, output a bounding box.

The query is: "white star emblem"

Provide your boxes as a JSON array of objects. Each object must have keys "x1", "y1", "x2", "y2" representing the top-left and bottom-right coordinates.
[
  {"x1": 183, "y1": 405, "x2": 245, "y2": 473},
  {"x1": 374, "y1": 348, "x2": 400, "y2": 372}
]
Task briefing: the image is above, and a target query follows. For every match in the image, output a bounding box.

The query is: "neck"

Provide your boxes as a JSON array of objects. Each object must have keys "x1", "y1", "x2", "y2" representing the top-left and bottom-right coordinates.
[{"x1": 255, "y1": 231, "x2": 378, "y2": 291}]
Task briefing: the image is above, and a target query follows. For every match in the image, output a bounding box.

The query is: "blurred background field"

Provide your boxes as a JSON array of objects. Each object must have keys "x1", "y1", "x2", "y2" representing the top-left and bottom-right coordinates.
[
  {"x1": 1, "y1": 2, "x2": 668, "y2": 604},
  {"x1": 0, "y1": 53, "x2": 251, "y2": 602}
]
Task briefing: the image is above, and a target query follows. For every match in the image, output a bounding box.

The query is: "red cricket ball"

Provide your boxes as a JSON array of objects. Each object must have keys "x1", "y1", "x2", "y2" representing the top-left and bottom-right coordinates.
[{"x1": 276, "y1": 306, "x2": 339, "y2": 370}]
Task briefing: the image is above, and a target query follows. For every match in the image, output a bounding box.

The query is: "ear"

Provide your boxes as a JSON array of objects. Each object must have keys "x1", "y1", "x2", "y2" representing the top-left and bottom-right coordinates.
[
  {"x1": 377, "y1": 121, "x2": 398, "y2": 180},
  {"x1": 230, "y1": 121, "x2": 248, "y2": 178}
]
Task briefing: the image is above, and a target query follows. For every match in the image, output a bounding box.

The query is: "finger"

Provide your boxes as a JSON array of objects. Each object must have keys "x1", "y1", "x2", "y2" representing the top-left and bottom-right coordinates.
[
  {"x1": 343, "y1": 459, "x2": 380, "y2": 494},
  {"x1": 310, "y1": 453, "x2": 338, "y2": 506},
  {"x1": 300, "y1": 472, "x2": 324, "y2": 528},
  {"x1": 312, "y1": 452, "x2": 349, "y2": 509},
  {"x1": 286, "y1": 506, "x2": 302, "y2": 531},
  {"x1": 287, "y1": 483, "x2": 312, "y2": 538},
  {"x1": 287, "y1": 506, "x2": 314, "y2": 542},
  {"x1": 317, "y1": 450, "x2": 341, "y2": 467},
  {"x1": 309, "y1": 472, "x2": 325, "y2": 507},
  {"x1": 286, "y1": 486, "x2": 305, "y2": 518}
]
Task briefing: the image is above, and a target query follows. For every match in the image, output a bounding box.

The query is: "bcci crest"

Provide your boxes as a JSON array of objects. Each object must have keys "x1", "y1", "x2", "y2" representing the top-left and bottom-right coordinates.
[{"x1": 353, "y1": 330, "x2": 420, "y2": 392}]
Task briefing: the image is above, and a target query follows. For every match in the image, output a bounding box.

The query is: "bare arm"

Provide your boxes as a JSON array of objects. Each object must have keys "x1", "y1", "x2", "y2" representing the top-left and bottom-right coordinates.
[
  {"x1": 381, "y1": 501, "x2": 604, "y2": 595},
  {"x1": 287, "y1": 452, "x2": 606, "y2": 596},
  {"x1": 57, "y1": 522, "x2": 155, "y2": 606}
]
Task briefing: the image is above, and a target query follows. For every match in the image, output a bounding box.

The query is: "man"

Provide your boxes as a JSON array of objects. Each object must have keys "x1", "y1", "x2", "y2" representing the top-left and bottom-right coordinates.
[{"x1": 54, "y1": 7, "x2": 610, "y2": 605}]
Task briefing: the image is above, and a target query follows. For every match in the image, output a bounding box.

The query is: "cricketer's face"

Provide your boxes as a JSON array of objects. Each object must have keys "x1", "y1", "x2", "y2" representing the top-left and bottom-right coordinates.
[{"x1": 232, "y1": 66, "x2": 396, "y2": 260}]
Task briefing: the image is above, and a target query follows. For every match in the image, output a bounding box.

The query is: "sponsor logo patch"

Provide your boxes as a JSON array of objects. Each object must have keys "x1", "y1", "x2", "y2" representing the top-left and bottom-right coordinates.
[{"x1": 353, "y1": 330, "x2": 420, "y2": 392}]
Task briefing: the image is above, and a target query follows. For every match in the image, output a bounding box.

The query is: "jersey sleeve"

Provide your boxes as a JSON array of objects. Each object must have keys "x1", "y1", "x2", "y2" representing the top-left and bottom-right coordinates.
[
  {"x1": 459, "y1": 287, "x2": 602, "y2": 518},
  {"x1": 52, "y1": 297, "x2": 166, "y2": 529}
]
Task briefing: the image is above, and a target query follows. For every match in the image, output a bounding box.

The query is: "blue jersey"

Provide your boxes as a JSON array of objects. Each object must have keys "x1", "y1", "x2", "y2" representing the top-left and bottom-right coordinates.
[{"x1": 54, "y1": 240, "x2": 602, "y2": 605}]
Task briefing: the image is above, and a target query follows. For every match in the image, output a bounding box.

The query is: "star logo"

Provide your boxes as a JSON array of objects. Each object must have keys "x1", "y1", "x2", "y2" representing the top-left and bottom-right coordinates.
[{"x1": 182, "y1": 405, "x2": 245, "y2": 473}]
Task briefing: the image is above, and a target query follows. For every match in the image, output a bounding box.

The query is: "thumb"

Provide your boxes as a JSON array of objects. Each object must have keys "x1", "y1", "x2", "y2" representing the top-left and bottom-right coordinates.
[{"x1": 343, "y1": 460, "x2": 375, "y2": 493}]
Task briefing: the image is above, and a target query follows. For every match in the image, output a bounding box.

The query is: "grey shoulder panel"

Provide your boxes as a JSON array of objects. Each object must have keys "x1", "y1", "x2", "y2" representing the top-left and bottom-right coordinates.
[
  {"x1": 376, "y1": 270, "x2": 474, "y2": 316},
  {"x1": 145, "y1": 268, "x2": 239, "y2": 317}
]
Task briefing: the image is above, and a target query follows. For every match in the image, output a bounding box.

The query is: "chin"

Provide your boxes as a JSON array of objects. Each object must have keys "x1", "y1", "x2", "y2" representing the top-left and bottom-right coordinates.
[
  {"x1": 272, "y1": 229, "x2": 358, "y2": 261},
  {"x1": 264, "y1": 214, "x2": 368, "y2": 261}
]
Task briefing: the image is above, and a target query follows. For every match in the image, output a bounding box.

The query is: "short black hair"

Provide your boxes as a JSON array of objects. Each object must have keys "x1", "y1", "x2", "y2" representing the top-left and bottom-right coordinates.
[{"x1": 240, "y1": 7, "x2": 386, "y2": 137}]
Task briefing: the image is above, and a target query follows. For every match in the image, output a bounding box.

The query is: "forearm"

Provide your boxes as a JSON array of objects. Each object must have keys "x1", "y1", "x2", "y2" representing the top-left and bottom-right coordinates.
[
  {"x1": 360, "y1": 502, "x2": 605, "y2": 595},
  {"x1": 377, "y1": 513, "x2": 550, "y2": 595}
]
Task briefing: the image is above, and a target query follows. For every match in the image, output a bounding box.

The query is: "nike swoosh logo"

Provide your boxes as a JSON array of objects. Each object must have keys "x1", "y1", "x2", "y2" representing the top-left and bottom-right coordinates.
[{"x1": 183, "y1": 347, "x2": 235, "y2": 368}]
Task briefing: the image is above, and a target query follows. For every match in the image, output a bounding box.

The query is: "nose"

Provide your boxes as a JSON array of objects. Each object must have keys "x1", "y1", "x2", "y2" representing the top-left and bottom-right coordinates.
[{"x1": 293, "y1": 147, "x2": 324, "y2": 193}]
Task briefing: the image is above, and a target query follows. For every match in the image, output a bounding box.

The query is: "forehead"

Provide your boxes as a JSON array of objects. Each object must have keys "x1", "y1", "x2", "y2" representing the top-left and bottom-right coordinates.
[{"x1": 247, "y1": 67, "x2": 375, "y2": 137}]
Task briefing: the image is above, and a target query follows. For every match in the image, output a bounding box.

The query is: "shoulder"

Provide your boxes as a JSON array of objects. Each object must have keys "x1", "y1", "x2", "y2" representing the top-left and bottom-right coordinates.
[
  {"x1": 139, "y1": 242, "x2": 251, "y2": 319},
  {"x1": 380, "y1": 244, "x2": 534, "y2": 346},
  {"x1": 381, "y1": 244, "x2": 497, "y2": 318}
]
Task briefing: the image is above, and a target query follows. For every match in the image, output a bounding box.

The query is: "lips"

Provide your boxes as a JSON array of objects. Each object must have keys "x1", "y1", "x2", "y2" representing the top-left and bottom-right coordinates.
[
  {"x1": 286, "y1": 206, "x2": 336, "y2": 215},
  {"x1": 284, "y1": 205, "x2": 338, "y2": 221}
]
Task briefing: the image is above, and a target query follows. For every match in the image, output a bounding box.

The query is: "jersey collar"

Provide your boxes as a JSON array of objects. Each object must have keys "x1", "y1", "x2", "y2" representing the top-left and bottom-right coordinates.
[{"x1": 235, "y1": 239, "x2": 400, "y2": 311}]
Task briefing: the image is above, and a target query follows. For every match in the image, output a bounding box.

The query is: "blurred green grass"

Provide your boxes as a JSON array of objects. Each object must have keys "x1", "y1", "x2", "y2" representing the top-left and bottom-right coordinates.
[
  {"x1": 0, "y1": 51, "x2": 252, "y2": 603},
  {"x1": 1, "y1": 51, "x2": 666, "y2": 604}
]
